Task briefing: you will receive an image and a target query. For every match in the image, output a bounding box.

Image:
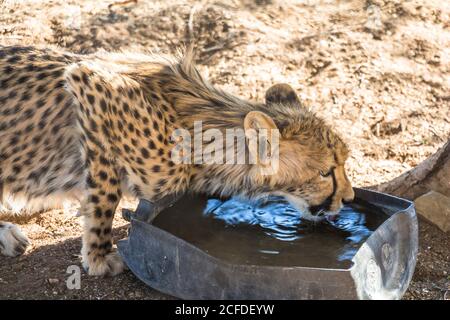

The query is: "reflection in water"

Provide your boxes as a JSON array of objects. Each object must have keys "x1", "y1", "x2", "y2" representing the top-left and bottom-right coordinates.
[
  {"x1": 153, "y1": 195, "x2": 388, "y2": 269},
  {"x1": 204, "y1": 197, "x2": 374, "y2": 263},
  {"x1": 205, "y1": 197, "x2": 302, "y2": 241}
]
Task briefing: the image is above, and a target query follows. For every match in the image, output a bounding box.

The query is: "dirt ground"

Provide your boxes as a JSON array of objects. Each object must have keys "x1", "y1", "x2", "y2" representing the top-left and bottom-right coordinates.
[{"x1": 0, "y1": 0, "x2": 449, "y2": 299}]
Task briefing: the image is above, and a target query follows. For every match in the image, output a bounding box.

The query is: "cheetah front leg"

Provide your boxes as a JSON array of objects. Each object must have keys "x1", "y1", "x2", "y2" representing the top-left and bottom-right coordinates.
[{"x1": 80, "y1": 161, "x2": 125, "y2": 276}]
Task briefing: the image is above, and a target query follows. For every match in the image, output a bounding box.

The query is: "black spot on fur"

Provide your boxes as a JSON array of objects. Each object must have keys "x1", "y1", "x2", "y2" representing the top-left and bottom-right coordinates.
[
  {"x1": 17, "y1": 75, "x2": 29, "y2": 84},
  {"x1": 123, "y1": 102, "x2": 130, "y2": 113},
  {"x1": 107, "y1": 193, "x2": 118, "y2": 203},
  {"x1": 98, "y1": 171, "x2": 108, "y2": 181},
  {"x1": 100, "y1": 99, "x2": 107, "y2": 112},
  {"x1": 52, "y1": 69, "x2": 63, "y2": 78},
  {"x1": 140, "y1": 148, "x2": 150, "y2": 159},
  {"x1": 35, "y1": 99, "x2": 46, "y2": 109},
  {"x1": 99, "y1": 156, "x2": 110, "y2": 166},
  {"x1": 157, "y1": 179, "x2": 167, "y2": 187},
  {"x1": 91, "y1": 227, "x2": 101, "y2": 237},
  {"x1": 87, "y1": 94, "x2": 95, "y2": 105},
  {"x1": 90, "y1": 195, "x2": 100, "y2": 204},
  {"x1": 81, "y1": 73, "x2": 90, "y2": 87},
  {"x1": 55, "y1": 93, "x2": 65, "y2": 104},
  {"x1": 72, "y1": 74, "x2": 81, "y2": 82},
  {"x1": 95, "y1": 207, "x2": 102, "y2": 218},
  {"x1": 99, "y1": 241, "x2": 112, "y2": 251},
  {"x1": 109, "y1": 178, "x2": 119, "y2": 185},
  {"x1": 7, "y1": 55, "x2": 20, "y2": 64},
  {"x1": 20, "y1": 92, "x2": 31, "y2": 102},
  {"x1": 104, "y1": 209, "x2": 113, "y2": 218},
  {"x1": 148, "y1": 140, "x2": 156, "y2": 150},
  {"x1": 95, "y1": 83, "x2": 103, "y2": 92},
  {"x1": 36, "y1": 72, "x2": 49, "y2": 80}
]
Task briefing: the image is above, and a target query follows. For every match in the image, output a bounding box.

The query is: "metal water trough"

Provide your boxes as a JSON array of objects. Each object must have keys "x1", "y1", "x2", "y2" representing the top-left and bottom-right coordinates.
[{"x1": 118, "y1": 188, "x2": 418, "y2": 300}]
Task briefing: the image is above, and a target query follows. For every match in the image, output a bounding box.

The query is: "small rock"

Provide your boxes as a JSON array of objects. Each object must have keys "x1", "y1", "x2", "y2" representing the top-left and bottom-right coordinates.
[
  {"x1": 414, "y1": 191, "x2": 450, "y2": 233},
  {"x1": 48, "y1": 278, "x2": 59, "y2": 284}
]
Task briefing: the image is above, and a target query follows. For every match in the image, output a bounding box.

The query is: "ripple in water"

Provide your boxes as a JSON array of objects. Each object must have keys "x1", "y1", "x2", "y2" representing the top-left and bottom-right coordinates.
[
  {"x1": 205, "y1": 197, "x2": 303, "y2": 241},
  {"x1": 153, "y1": 195, "x2": 388, "y2": 269}
]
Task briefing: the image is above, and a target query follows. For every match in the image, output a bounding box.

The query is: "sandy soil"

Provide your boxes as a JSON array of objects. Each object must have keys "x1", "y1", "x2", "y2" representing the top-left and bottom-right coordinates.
[{"x1": 0, "y1": 0, "x2": 449, "y2": 299}]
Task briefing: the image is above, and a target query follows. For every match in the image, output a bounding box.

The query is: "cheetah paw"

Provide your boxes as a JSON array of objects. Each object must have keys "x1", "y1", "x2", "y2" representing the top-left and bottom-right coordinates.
[
  {"x1": 83, "y1": 251, "x2": 126, "y2": 277},
  {"x1": 0, "y1": 222, "x2": 30, "y2": 257}
]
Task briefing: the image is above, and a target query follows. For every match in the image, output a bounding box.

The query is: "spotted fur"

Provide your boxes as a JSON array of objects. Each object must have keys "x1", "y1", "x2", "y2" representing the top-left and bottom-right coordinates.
[{"x1": 0, "y1": 45, "x2": 353, "y2": 276}]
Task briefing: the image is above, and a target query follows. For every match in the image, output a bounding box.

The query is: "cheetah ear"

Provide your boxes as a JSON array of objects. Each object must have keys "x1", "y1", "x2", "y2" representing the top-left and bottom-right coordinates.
[
  {"x1": 244, "y1": 111, "x2": 278, "y2": 133},
  {"x1": 265, "y1": 83, "x2": 301, "y2": 107},
  {"x1": 244, "y1": 111, "x2": 279, "y2": 167}
]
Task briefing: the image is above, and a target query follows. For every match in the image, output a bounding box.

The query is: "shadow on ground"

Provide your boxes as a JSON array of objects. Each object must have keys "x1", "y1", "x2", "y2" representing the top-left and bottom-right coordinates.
[{"x1": 0, "y1": 225, "x2": 172, "y2": 300}]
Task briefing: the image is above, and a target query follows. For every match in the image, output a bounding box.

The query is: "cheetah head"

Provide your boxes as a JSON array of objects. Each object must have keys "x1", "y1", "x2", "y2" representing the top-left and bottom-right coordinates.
[
  {"x1": 191, "y1": 84, "x2": 354, "y2": 222},
  {"x1": 247, "y1": 83, "x2": 354, "y2": 221}
]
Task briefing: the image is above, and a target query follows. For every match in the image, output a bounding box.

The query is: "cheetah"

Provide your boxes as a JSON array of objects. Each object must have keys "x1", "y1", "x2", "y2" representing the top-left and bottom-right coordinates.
[{"x1": 0, "y1": 45, "x2": 354, "y2": 276}]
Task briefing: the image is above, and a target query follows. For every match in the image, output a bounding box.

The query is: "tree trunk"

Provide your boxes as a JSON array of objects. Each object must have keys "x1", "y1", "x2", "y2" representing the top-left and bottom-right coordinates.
[{"x1": 373, "y1": 139, "x2": 450, "y2": 200}]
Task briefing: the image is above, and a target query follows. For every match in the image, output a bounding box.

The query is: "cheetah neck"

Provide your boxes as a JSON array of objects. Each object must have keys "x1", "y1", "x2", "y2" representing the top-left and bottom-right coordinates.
[
  {"x1": 160, "y1": 70, "x2": 273, "y2": 198},
  {"x1": 146, "y1": 56, "x2": 279, "y2": 198},
  {"x1": 172, "y1": 92, "x2": 261, "y2": 198}
]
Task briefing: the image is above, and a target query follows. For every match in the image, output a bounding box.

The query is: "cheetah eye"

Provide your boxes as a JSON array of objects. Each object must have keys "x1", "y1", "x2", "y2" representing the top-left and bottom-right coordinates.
[{"x1": 320, "y1": 168, "x2": 334, "y2": 178}]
